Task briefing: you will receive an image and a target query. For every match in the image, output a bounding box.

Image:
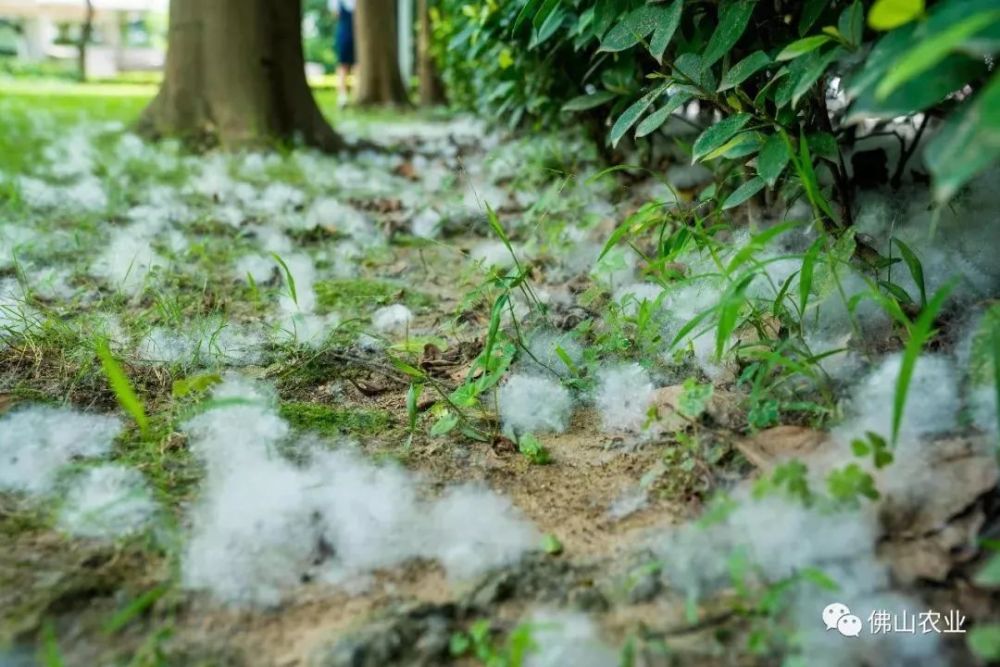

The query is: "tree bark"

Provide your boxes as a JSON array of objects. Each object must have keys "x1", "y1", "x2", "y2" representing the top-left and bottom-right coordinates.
[
  {"x1": 355, "y1": 0, "x2": 410, "y2": 106},
  {"x1": 138, "y1": 0, "x2": 343, "y2": 151},
  {"x1": 417, "y1": 0, "x2": 445, "y2": 105}
]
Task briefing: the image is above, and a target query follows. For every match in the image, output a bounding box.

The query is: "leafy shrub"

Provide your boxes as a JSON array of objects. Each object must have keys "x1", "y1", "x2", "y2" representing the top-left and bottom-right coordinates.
[{"x1": 435, "y1": 0, "x2": 999, "y2": 207}]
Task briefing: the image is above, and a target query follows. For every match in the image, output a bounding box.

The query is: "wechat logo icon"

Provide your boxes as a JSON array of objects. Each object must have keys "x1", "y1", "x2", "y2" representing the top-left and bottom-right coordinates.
[{"x1": 823, "y1": 602, "x2": 862, "y2": 637}]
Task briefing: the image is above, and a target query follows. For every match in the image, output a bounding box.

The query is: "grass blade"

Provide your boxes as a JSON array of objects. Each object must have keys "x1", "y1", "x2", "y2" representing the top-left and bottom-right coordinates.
[
  {"x1": 891, "y1": 279, "x2": 956, "y2": 444},
  {"x1": 893, "y1": 237, "x2": 926, "y2": 307},
  {"x1": 271, "y1": 253, "x2": 298, "y2": 307},
  {"x1": 96, "y1": 339, "x2": 149, "y2": 433}
]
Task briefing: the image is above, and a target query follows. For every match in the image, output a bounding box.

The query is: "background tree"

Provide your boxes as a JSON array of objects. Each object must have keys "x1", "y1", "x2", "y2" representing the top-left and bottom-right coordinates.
[
  {"x1": 139, "y1": 0, "x2": 342, "y2": 150},
  {"x1": 77, "y1": 0, "x2": 93, "y2": 82},
  {"x1": 355, "y1": 0, "x2": 409, "y2": 105},
  {"x1": 417, "y1": 0, "x2": 445, "y2": 105}
]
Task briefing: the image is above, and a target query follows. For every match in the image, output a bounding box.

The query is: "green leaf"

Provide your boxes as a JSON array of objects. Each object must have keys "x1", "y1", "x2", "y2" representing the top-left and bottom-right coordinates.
[
  {"x1": 103, "y1": 585, "x2": 168, "y2": 634},
  {"x1": 776, "y1": 35, "x2": 831, "y2": 61},
  {"x1": 799, "y1": 0, "x2": 830, "y2": 35},
  {"x1": 925, "y1": 72, "x2": 1000, "y2": 203},
  {"x1": 430, "y1": 411, "x2": 459, "y2": 437},
  {"x1": 718, "y1": 50, "x2": 771, "y2": 91},
  {"x1": 561, "y1": 90, "x2": 617, "y2": 112},
  {"x1": 892, "y1": 280, "x2": 957, "y2": 444},
  {"x1": 701, "y1": 131, "x2": 763, "y2": 161},
  {"x1": 791, "y1": 47, "x2": 843, "y2": 107},
  {"x1": 838, "y1": 1, "x2": 864, "y2": 46},
  {"x1": 893, "y1": 238, "x2": 926, "y2": 307},
  {"x1": 592, "y1": 0, "x2": 618, "y2": 38},
  {"x1": 610, "y1": 83, "x2": 669, "y2": 147},
  {"x1": 532, "y1": 0, "x2": 561, "y2": 29},
  {"x1": 702, "y1": 0, "x2": 758, "y2": 71},
  {"x1": 600, "y1": 5, "x2": 660, "y2": 53},
  {"x1": 649, "y1": 0, "x2": 683, "y2": 62},
  {"x1": 513, "y1": 0, "x2": 545, "y2": 33},
  {"x1": 532, "y1": 8, "x2": 565, "y2": 47},
  {"x1": 679, "y1": 378, "x2": 714, "y2": 418},
  {"x1": 847, "y1": 54, "x2": 987, "y2": 122},
  {"x1": 96, "y1": 340, "x2": 148, "y2": 433},
  {"x1": 635, "y1": 92, "x2": 693, "y2": 137},
  {"x1": 969, "y1": 624, "x2": 1000, "y2": 661},
  {"x1": 798, "y1": 236, "x2": 823, "y2": 317},
  {"x1": 789, "y1": 127, "x2": 837, "y2": 220},
  {"x1": 691, "y1": 113, "x2": 752, "y2": 163},
  {"x1": 406, "y1": 382, "x2": 423, "y2": 432},
  {"x1": 757, "y1": 133, "x2": 790, "y2": 186},
  {"x1": 868, "y1": 0, "x2": 925, "y2": 31},
  {"x1": 715, "y1": 273, "x2": 756, "y2": 358},
  {"x1": 974, "y1": 552, "x2": 1000, "y2": 586},
  {"x1": 722, "y1": 177, "x2": 766, "y2": 210},
  {"x1": 807, "y1": 132, "x2": 839, "y2": 161},
  {"x1": 172, "y1": 373, "x2": 222, "y2": 398},
  {"x1": 876, "y1": 10, "x2": 1000, "y2": 100},
  {"x1": 541, "y1": 533, "x2": 564, "y2": 555},
  {"x1": 518, "y1": 433, "x2": 552, "y2": 464},
  {"x1": 39, "y1": 621, "x2": 65, "y2": 667}
]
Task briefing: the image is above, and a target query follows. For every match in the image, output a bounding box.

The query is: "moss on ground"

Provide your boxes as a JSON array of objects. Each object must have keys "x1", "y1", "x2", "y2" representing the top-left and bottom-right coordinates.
[
  {"x1": 279, "y1": 401, "x2": 394, "y2": 437},
  {"x1": 314, "y1": 278, "x2": 432, "y2": 312}
]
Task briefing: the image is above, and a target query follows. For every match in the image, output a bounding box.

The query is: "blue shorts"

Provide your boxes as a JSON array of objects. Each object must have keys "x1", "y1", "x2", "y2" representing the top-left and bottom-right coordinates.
[{"x1": 335, "y1": 13, "x2": 355, "y2": 66}]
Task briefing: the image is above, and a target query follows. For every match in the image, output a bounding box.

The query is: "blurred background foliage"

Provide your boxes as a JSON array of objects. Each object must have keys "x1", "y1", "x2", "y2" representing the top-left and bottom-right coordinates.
[{"x1": 431, "y1": 0, "x2": 999, "y2": 211}]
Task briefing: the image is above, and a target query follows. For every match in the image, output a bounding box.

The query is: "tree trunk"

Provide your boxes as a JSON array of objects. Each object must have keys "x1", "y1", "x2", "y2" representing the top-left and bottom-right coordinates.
[
  {"x1": 417, "y1": 0, "x2": 445, "y2": 106},
  {"x1": 138, "y1": 0, "x2": 343, "y2": 151},
  {"x1": 355, "y1": 0, "x2": 409, "y2": 106},
  {"x1": 78, "y1": 0, "x2": 94, "y2": 82}
]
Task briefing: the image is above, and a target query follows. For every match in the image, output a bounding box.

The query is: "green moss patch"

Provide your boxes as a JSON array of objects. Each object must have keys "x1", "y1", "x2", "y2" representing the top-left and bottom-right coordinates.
[
  {"x1": 314, "y1": 278, "x2": 432, "y2": 312},
  {"x1": 278, "y1": 401, "x2": 394, "y2": 437}
]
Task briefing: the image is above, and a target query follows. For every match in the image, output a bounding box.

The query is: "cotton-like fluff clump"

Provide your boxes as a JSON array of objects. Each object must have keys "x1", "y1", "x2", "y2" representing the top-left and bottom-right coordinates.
[
  {"x1": 656, "y1": 494, "x2": 883, "y2": 600},
  {"x1": 183, "y1": 453, "x2": 323, "y2": 607},
  {"x1": 91, "y1": 225, "x2": 167, "y2": 296},
  {"x1": 522, "y1": 611, "x2": 617, "y2": 667},
  {"x1": 304, "y1": 197, "x2": 378, "y2": 245},
  {"x1": 249, "y1": 182, "x2": 305, "y2": 218},
  {"x1": 17, "y1": 176, "x2": 62, "y2": 210},
  {"x1": 425, "y1": 485, "x2": 540, "y2": 580},
  {"x1": 182, "y1": 377, "x2": 538, "y2": 606},
  {"x1": 970, "y1": 385, "x2": 998, "y2": 436},
  {"x1": 469, "y1": 240, "x2": 517, "y2": 270},
  {"x1": 411, "y1": 208, "x2": 442, "y2": 239},
  {"x1": 498, "y1": 374, "x2": 573, "y2": 436},
  {"x1": 183, "y1": 376, "x2": 289, "y2": 472},
  {"x1": 271, "y1": 253, "x2": 341, "y2": 347},
  {"x1": 0, "y1": 407, "x2": 122, "y2": 494},
  {"x1": 138, "y1": 321, "x2": 266, "y2": 366},
  {"x1": 518, "y1": 329, "x2": 584, "y2": 378},
  {"x1": 0, "y1": 224, "x2": 38, "y2": 269},
  {"x1": 372, "y1": 304, "x2": 413, "y2": 335},
  {"x1": 653, "y1": 489, "x2": 942, "y2": 666},
  {"x1": 236, "y1": 254, "x2": 277, "y2": 284},
  {"x1": 58, "y1": 464, "x2": 157, "y2": 539},
  {"x1": 833, "y1": 353, "x2": 960, "y2": 444},
  {"x1": 63, "y1": 178, "x2": 108, "y2": 214},
  {"x1": 594, "y1": 364, "x2": 655, "y2": 433}
]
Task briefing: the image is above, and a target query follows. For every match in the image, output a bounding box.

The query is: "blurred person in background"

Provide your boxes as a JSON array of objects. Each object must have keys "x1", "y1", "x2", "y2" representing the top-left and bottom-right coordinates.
[{"x1": 330, "y1": 0, "x2": 356, "y2": 108}]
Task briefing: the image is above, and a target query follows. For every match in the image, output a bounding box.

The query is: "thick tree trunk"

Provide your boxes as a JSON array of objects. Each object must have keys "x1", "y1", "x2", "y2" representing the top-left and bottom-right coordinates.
[
  {"x1": 355, "y1": 0, "x2": 409, "y2": 106},
  {"x1": 417, "y1": 0, "x2": 445, "y2": 106},
  {"x1": 139, "y1": 0, "x2": 343, "y2": 151}
]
